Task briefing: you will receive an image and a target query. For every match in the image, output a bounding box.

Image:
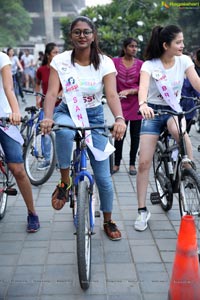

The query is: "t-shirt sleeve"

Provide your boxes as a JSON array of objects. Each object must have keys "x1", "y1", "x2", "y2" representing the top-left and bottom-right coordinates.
[
  {"x1": 101, "y1": 55, "x2": 117, "y2": 77},
  {"x1": 0, "y1": 52, "x2": 11, "y2": 70},
  {"x1": 140, "y1": 60, "x2": 153, "y2": 75},
  {"x1": 183, "y1": 54, "x2": 194, "y2": 71}
]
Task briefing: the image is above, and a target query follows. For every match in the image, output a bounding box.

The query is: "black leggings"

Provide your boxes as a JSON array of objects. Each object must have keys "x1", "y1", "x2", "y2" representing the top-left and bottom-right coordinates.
[{"x1": 114, "y1": 119, "x2": 141, "y2": 166}]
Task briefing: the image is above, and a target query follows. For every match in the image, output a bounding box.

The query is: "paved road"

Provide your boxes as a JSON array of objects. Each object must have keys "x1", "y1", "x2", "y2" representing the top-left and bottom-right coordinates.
[{"x1": 0, "y1": 95, "x2": 200, "y2": 300}]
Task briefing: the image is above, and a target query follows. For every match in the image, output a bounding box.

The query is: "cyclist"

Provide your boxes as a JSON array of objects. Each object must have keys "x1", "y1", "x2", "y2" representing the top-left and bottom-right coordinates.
[
  {"x1": 35, "y1": 42, "x2": 60, "y2": 170},
  {"x1": 134, "y1": 25, "x2": 200, "y2": 232},
  {"x1": 0, "y1": 51, "x2": 40, "y2": 232},
  {"x1": 40, "y1": 16, "x2": 126, "y2": 241}
]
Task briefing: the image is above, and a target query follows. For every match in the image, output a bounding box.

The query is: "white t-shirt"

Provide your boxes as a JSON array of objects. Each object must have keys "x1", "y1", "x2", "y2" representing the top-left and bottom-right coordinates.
[
  {"x1": 141, "y1": 55, "x2": 194, "y2": 106},
  {"x1": 0, "y1": 52, "x2": 12, "y2": 116},
  {"x1": 51, "y1": 50, "x2": 117, "y2": 108},
  {"x1": 21, "y1": 53, "x2": 34, "y2": 68}
]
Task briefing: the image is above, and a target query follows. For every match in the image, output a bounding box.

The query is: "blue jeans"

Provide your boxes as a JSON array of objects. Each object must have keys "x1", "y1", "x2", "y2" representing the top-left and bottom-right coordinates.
[
  {"x1": 0, "y1": 129, "x2": 23, "y2": 163},
  {"x1": 53, "y1": 102, "x2": 113, "y2": 212},
  {"x1": 140, "y1": 104, "x2": 174, "y2": 136}
]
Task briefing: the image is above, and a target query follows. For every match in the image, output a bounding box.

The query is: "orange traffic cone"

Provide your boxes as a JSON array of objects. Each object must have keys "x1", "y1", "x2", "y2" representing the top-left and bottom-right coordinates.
[{"x1": 168, "y1": 215, "x2": 200, "y2": 300}]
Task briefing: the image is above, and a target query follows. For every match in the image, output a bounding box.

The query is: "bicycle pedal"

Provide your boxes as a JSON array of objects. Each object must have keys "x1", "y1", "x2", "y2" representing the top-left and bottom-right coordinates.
[
  {"x1": 5, "y1": 187, "x2": 17, "y2": 196},
  {"x1": 150, "y1": 192, "x2": 161, "y2": 205},
  {"x1": 95, "y1": 210, "x2": 101, "y2": 217}
]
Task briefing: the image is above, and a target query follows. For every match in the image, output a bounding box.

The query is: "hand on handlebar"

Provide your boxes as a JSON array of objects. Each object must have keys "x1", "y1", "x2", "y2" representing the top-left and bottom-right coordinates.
[
  {"x1": 40, "y1": 118, "x2": 54, "y2": 134},
  {"x1": 139, "y1": 104, "x2": 154, "y2": 119},
  {"x1": 8, "y1": 112, "x2": 22, "y2": 125}
]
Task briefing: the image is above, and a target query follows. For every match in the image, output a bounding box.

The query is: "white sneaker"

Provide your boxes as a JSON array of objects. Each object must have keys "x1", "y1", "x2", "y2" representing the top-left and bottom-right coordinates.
[{"x1": 134, "y1": 210, "x2": 151, "y2": 231}]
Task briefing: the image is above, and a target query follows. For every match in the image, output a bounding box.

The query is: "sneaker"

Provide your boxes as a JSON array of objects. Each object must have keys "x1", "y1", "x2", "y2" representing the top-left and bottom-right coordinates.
[
  {"x1": 134, "y1": 210, "x2": 151, "y2": 231},
  {"x1": 27, "y1": 214, "x2": 40, "y2": 233},
  {"x1": 37, "y1": 160, "x2": 50, "y2": 170},
  {"x1": 103, "y1": 220, "x2": 121, "y2": 241},
  {"x1": 52, "y1": 178, "x2": 72, "y2": 210}
]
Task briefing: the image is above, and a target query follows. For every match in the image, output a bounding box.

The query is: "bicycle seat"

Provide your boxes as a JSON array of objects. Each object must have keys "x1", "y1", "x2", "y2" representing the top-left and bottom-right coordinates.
[{"x1": 25, "y1": 106, "x2": 39, "y2": 113}]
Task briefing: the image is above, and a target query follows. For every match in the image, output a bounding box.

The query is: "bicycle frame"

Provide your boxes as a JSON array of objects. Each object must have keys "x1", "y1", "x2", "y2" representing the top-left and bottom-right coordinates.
[{"x1": 72, "y1": 131, "x2": 95, "y2": 230}]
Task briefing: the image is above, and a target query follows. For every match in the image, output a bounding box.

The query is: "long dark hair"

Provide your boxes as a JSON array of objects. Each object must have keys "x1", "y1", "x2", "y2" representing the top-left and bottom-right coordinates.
[
  {"x1": 144, "y1": 25, "x2": 182, "y2": 60},
  {"x1": 119, "y1": 37, "x2": 138, "y2": 57},
  {"x1": 70, "y1": 16, "x2": 102, "y2": 70},
  {"x1": 42, "y1": 42, "x2": 57, "y2": 66}
]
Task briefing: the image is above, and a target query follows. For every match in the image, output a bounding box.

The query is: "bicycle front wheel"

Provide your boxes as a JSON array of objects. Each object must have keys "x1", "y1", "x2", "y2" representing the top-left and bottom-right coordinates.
[
  {"x1": 153, "y1": 141, "x2": 173, "y2": 211},
  {"x1": 76, "y1": 181, "x2": 91, "y2": 290},
  {"x1": 179, "y1": 168, "x2": 200, "y2": 257},
  {"x1": 24, "y1": 132, "x2": 56, "y2": 186},
  {"x1": 0, "y1": 169, "x2": 8, "y2": 219}
]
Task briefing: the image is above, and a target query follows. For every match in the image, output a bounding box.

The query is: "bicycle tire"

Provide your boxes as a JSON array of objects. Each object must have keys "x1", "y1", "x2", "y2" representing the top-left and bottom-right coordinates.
[
  {"x1": 0, "y1": 168, "x2": 8, "y2": 220},
  {"x1": 195, "y1": 109, "x2": 200, "y2": 133},
  {"x1": 179, "y1": 168, "x2": 200, "y2": 257},
  {"x1": 76, "y1": 181, "x2": 91, "y2": 290},
  {"x1": 153, "y1": 141, "x2": 173, "y2": 211},
  {"x1": 109, "y1": 136, "x2": 114, "y2": 175},
  {"x1": 24, "y1": 131, "x2": 56, "y2": 186}
]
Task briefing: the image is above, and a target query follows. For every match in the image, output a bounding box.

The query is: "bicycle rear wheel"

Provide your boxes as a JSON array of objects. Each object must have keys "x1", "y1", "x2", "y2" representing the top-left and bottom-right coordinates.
[
  {"x1": 153, "y1": 141, "x2": 173, "y2": 211},
  {"x1": 179, "y1": 168, "x2": 200, "y2": 258},
  {"x1": 76, "y1": 181, "x2": 91, "y2": 290},
  {"x1": 24, "y1": 132, "x2": 56, "y2": 186}
]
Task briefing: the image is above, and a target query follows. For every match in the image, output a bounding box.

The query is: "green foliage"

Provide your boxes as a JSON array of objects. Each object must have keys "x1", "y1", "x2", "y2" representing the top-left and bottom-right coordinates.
[
  {"x1": 60, "y1": 0, "x2": 200, "y2": 58},
  {"x1": 0, "y1": 0, "x2": 32, "y2": 48}
]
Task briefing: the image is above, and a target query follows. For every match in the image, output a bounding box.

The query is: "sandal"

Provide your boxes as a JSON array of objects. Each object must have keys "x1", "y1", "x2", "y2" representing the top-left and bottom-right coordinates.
[
  {"x1": 52, "y1": 178, "x2": 72, "y2": 210},
  {"x1": 103, "y1": 220, "x2": 121, "y2": 241}
]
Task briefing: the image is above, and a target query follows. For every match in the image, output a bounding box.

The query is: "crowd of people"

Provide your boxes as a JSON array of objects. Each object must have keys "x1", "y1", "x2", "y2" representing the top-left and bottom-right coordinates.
[{"x1": 1, "y1": 16, "x2": 200, "y2": 239}]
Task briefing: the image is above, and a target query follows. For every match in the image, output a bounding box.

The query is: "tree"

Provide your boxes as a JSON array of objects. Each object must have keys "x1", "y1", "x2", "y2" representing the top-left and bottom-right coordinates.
[
  {"x1": 60, "y1": 0, "x2": 178, "y2": 57},
  {"x1": 0, "y1": 0, "x2": 32, "y2": 48}
]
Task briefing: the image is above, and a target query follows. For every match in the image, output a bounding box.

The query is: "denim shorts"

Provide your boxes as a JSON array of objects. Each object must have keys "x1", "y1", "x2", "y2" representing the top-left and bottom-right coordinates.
[
  {"x1": 0, "y1": 129, "x2": 23, "y2": 163},
  {"x1": 140, "y1": 103, "x2": 174, "y2": 136}
]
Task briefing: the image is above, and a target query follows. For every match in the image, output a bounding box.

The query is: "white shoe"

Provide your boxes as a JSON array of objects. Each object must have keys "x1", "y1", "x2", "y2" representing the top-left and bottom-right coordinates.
[{"x1": 134, "y1": 210, "x2": 151, "y2": 231}]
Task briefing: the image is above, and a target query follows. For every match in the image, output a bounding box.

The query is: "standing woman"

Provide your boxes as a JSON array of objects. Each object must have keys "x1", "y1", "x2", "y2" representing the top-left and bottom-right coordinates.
[
  {"x1": 112, "y1": 38, "x2": 143, "y2": 175},
  {"x1": 35, "y1": 42, "x2": 60, "y2": 170},
  {"x1": 41, "y1": 16, "x2": 126, "y2": 241},
  {"x1": 6, "y1": 47, "x2": 26, "y2": 103},
  {"x1": 134, "y1": 25, "x2": 200, "y2": 232}
]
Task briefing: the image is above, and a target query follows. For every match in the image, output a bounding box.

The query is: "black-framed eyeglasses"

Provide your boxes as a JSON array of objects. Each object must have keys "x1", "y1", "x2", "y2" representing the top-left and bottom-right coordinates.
[{"x1": 71, "y1": 29, "x2": 93, "y2": 37}]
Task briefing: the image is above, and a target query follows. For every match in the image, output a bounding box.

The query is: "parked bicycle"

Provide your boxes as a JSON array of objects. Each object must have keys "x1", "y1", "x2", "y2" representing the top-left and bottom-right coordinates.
[
  {"x1": 0, "y1": 118, "x2": 18, "y2": 219},
  {"x1": 53, "y1": 122, "x2": 113, "y2": 290},
  {"x1": 20, "y1": 89, "x2": 56, "y2": 186},
  {"x1": 150, "y1": 105, "x2": 200, "y2": 257}
]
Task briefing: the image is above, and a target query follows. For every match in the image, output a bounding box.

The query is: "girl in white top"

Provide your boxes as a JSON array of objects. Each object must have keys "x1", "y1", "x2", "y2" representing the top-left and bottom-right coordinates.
[
  {"x1": 134, "y1": 25, "x2": 200, "y2": 232},
  {"x1": 41, "y1": 16, "x2": 126, "y2": 241}
]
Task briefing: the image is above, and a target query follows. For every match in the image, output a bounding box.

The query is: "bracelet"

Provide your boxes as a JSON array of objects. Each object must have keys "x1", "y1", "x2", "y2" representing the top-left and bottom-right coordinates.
[
  {"x1": 139, "y1": 101, "x2": 148, "y2": 107},
  {"x1": 115, "y1": 115, "x2": 125, "y2": 122}
]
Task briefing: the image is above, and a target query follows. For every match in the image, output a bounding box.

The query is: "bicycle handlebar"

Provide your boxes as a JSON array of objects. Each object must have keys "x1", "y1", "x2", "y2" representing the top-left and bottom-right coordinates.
[
  {"x1": 22, "y1": 89, "x2": 62, "y2": 101},
  {"x1": 52, "y1": 123, "x2": 114, "y2": 132},
  {"x1": 0, "y1": 117, "x2": 27, "y2": 126},
  {"x1": 138, "y1": 104, "x2": 200, "y2": 117}
]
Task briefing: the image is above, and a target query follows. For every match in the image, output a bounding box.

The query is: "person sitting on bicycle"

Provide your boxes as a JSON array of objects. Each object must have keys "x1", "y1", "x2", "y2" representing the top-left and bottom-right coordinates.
[
  {"x1": 134, "y1": 25, "x2": 200, "y2": 232},
  {"x1": 0, "y1": 51, "x2": 40, "y2": 232},
  {"x1": 40, "y1": 16, "x2": 126, "y2": 241}
]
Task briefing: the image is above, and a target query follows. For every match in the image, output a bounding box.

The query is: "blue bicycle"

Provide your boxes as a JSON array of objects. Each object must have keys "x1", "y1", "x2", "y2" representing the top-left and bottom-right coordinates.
[
  {"x1": 53, "y1": 123, "x2": 113, "y2": 290},
  {"x1": 20, "y1": 90, "x2": 56, "y2": 186}
]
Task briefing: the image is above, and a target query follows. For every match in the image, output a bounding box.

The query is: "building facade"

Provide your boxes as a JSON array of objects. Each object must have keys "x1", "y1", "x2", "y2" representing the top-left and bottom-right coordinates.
[{"x1": 22, "y1": 0, "x2": 86, "y2": 45}]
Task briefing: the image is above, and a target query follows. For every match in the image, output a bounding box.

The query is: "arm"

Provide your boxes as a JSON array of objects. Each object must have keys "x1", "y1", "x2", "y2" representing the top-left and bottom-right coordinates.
[
  {"x1": 119, "y1": 88, "x2": 138, "y2": 97},
  {"x1": 186, "y1": 65, "x2": 200, "y2": 93},
  {"x1": 41, "y1": 67, "x2": 60, "y2": 134},
  {"x1": 103, "y1": 72, "x2": 126, "y2": 140},
  {"x1": 138, "y1": 70, "x2": 154, "y2": 118},
  {"x1": 2, "y1": 65, "x2": 21, "y2": 124}
]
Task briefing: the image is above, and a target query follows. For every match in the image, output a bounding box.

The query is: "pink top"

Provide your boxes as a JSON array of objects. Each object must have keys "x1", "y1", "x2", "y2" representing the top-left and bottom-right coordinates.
[{"x1": 113, "y1": 57, "x2": 143, "y2": 120}]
